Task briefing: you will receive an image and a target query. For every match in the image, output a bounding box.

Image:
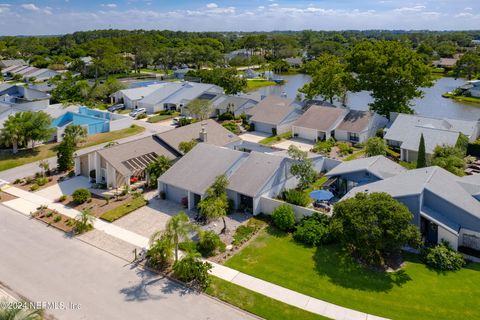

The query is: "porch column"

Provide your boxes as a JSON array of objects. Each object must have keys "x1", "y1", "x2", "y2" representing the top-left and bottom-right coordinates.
[{"x1": 74, "y1": 157, "x2": 81, "y2": 176}]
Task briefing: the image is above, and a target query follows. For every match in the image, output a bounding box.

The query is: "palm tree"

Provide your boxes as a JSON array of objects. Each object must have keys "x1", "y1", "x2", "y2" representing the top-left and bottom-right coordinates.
[
  {"x1": 150, "y1": 211, "x2": 196, "y2": 262},
  {"x1": 146, "y1": 155, "x2": 171, "y2": 187},
  {"x1": 38, "y1": 160, "x2": 50, "y2": 177},
  {"x1": 64, "y1": 124, "x2": 88, "y2": 147},
  {"x1": 0, "y1": 113, "x2": 24, "y2": 154},
  {"x1": 75, "y1": 208, "x2": 96, "y2": 233},
  {"x1": 0, "y1": 299, "x2": 43, "y2": 320}
]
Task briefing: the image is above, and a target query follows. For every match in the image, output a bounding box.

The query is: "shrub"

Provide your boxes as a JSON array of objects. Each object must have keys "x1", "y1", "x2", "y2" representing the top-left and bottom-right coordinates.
[
  {"x1": 58, "y1": 195, "x2": 67, "y2": 202},
  {"x1": 72, "y1": 188, "x2": 91, "y2": 204},
  {"x1": 36, "y1": 177, "x2": 49, "y2": 186},
  {"x1": 53, "y1": 215, "x2": 62, "y2": 223},
  {"x1": 68, "y1": 170, "x2": 75, "y2": 178},
  {"x1": 422, "y1": 241, "x2": 466, "y2": 271},
  {"x1": 30, "y1": 184, "x2": 39, "y2": 191},
  {"x1": 271, "y1": 204, "x2": 296, "y2": 231},
  {"x1": 337, "y1": 142, "x2": 354, "y2": 156},
  {"x1": 178, "y1": 241, "x2": 198, "y2": 253},
  {"x1": 46, "y1": 211, "x2": 54, "y2": 217},
  {"x1": 198, "y1": 230, "x2": 223, "y2": 256},
  {"x1": 248, "y1": 122, "x2": 255, "y2": 131},
  {"x1": 233, "y1": 225, "x2": 255, "y2": 245},
  {"x1": 136, "y1": 113, "x2": 147, "y2": 120},
  {"x1": 147, "y1": 235, "x2": 174, "y2": 270},
  {"x1": 293, "y1": 213, "x2": 330, "y2": 246},
  {"x1": 218, "y1": 112, "x2": 235, "y2": 121},
  {"x1": 312, "y1": 138, "x2": 335, "y2": 154},
  {"x1": 13, "y1": 178, "x2": 23, "y2": 184},
  {"x1": 222, "y1": 121, "x2": 240, "y2": 134},
  {"x1": 173, "y1": 252, "x2": 212, "y2": 291},
  {"x1": 282, "y1": 189, "x2": 310, "y2": 207}
]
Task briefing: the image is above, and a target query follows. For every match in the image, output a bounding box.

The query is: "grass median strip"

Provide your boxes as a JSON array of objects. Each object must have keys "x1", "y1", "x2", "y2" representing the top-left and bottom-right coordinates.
[
  {"x1": 258, "y1": 131, "x2": 293, "y2": 146},
  {"x1": 100, "y1": 196, "x2": 147, "y2": 222},
  {"x1": 206, "y1": 276, "x2": 328, "y2": 320}
]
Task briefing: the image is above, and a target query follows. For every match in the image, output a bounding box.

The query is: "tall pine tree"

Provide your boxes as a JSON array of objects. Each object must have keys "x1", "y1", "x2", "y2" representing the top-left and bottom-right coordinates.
[{"x1": 416, "y1": 133, "x2": 427, "y2": 168}]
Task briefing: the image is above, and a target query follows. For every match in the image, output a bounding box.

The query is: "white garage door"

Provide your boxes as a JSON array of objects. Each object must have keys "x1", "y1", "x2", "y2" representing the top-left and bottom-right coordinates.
[
  {"x1": 293, "y1": 126, "x2": 318, "y2": 141},
  {"x1": 166, "y1": 185, "x2": 188, "y2": 203},
  {"x1": 253, "y1": 121, "x2": 275, "y2": 134}
]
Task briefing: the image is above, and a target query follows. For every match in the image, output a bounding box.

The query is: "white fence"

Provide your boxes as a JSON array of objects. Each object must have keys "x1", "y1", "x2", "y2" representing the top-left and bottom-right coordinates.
[{"x1": 259, "y1": 196, "x2": 328, "y2": 221}]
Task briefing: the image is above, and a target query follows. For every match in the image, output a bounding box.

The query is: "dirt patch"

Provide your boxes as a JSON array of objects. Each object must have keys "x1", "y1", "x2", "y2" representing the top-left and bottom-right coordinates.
[
  {"x1": 32, "y1": 207, "x2": 75, "y2": 234},
  {"x1": 62, "y1": 193, "x2": 135, "y2": 218},
  {"x1": 0, "y1": 191, "x2": 17, "y2": 203}
]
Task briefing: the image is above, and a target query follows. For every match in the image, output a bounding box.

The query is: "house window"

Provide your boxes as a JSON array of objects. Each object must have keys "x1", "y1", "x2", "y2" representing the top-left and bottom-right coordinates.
[{"x1": 348, "y1": 132, "x2": 359, "y2": 142}]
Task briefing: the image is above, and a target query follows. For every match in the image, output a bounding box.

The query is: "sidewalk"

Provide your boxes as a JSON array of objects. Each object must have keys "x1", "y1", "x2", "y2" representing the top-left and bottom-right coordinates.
[{"x1": 1, "y1": 185, "x2": 388, "y2": 320}]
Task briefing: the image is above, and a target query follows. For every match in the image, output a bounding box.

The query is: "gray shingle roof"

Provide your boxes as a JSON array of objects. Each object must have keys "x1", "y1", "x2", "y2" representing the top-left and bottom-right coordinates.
[
  {"x1": 293, "y1": 105, "x2": 348, "y2": 131},
  {"x1": 326, "y1": 156, "x2": 406, "y2": 179},
  {"x1": 249, "y1": 95, "x2": 298, "y2": 125},
  {"x1": 156, "y1": 119, "x2": 241, "y2": 154},
  {"x1": 158, "y1": 143, "x2": 246, "y2": 195},
  {"x1": 336, "y1": 110, "x2": 375, "y2": 133},
  {"x1": 228, "y1": 152, "x2": 286, "y2": 197}
]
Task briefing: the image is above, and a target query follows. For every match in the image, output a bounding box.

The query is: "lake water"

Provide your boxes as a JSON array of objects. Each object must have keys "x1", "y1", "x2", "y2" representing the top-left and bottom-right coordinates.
[{"x1": 254, "y1": 74, "x2": 480, "y2": 120}]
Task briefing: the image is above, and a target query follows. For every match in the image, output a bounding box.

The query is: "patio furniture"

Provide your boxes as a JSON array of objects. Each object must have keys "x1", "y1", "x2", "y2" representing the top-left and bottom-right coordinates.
[{"x1": 309, "y1": 190, "x2": 334, "y2": 202}]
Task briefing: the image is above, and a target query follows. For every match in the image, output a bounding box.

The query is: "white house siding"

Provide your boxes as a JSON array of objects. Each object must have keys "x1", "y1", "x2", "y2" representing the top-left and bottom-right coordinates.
[
  {"x1": 259, "y1": 197, "x2": 320, "y2": 221},
  {"x1": 334, "y1": 129, "x2": 368, "y2": 144},
  {"x1": 253, "y1": 121, "x2": 275, "y2": 134},
  {"x1": 438, "y1": 226, "x2": 459, "y2": 249},
  {"x1": 277, "y1": 121, "x2": 294, "y2": 135},
  {"x1": 460, "y1": 228, "x2": 480, "y2": 251},
  {"x1": 292, "y1": 126, "x2": 322, "y2": 142}
]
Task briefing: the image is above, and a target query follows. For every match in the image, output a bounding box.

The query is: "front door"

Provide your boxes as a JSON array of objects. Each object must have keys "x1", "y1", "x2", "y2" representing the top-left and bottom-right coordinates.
[{"x1": 421, "y1": 217, "x2": 438, "y2": 244}]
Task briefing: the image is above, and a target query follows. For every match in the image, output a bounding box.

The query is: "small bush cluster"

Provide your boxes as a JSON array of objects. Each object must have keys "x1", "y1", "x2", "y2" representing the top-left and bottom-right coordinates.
[
  {"x1": 222, "y1": 121, "x2": 240, "y2": 134},
  {"x1": 232, "y1": 218, "x2": 265, "y2": 245},
  {"x1": 282, "y1": 189, "x2": 310, "y2": 207},
  {"x1": 312, "y1": 138, "x2": 335, "y2": 154},
  {"x1": 173, "y1": 253, "x2": 212, "y2": 291},
  {"x1": 58, "y1": 195, "x2": 67, "y2": 202},
  {"x1": 198, "y1": 230, "x2": 225, "y2": 256},
  {"x1": 36, "y1": 176, "x2": 49, "y2": 186},
  {"x1": 422, "y1": 241, "x2": 466, "y2": 271},
  {"x1": 336, "y1": 142, "x2": 353, "y2": 156},
  {"x1": 271, "y1": 204, "x2": 296, "y2": 231},
  {"x1": 30, "y1": 184, "x2": 39, "y2": 191},
  {"x1": 293, "y1": 212, "x2": 331, "y2": 246},
  {"x1": 72, "y1": 188, "x2": 92, "y2": 204},
  {"x1": 218, "y1": 112, "x2": 235, "y2": 121},
  {"x1": 136, "y1": 113, "x2": 147, "y2": 120}
]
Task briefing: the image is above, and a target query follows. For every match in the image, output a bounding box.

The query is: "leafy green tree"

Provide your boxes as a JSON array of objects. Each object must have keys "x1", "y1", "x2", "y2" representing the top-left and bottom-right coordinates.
[
  {"x1": 187, "y1": 68, "x2": 247, "y2": 94},
  {"x1": 365, "y1": 137, "x2": 387, "y2": 157},
  {"x1": 431, "y1": 145, "x2": 466, "y2": 176},
  {"x1": 198, "y1": 175, "x2": 229, "y2": 233},
  {"x1": 416, "y1": 133, "x2": 427, "y2": 168},
  {"x1": 454, "y1": 49, "x2": 480, "y2": 80},
  {"x1": 287, "y1": 145, "x2": 317, "y2": 190},
  {"x1": 146, "y1": 155, "x2": 172, "y2": 187},
  {"x1": 23, "y1": 111, "x2": 53, "y2": 149},
  {"x1": 178, "y1": 139, "x2": 198, "y2": 154},
  {"x1": 57, "y1": 136, "x2": 76, "y2": 171},
  {"x1": 150, "y1": 211, "x2": 196, "y2": 262},
  {"x1": 455, "y1": 132, "x2": 469, "y2": 156},
  {"x1": 0, "y1": 113, "x2": 24, "y2": 154},
  {"x1": 299, "y1": 53, "x2": 350, "y2": 103},
  {"x1": 347, "y1": 40, "x2": 433, "y2": 118},
  {"x1": 64, "y1": 124, "x2": 87, "y2": 147},
  {"x1": 331, "y1": 192, "x2": 421, "y2": 267},
  {"x1": 75, "y1": 208, "x2": 96, "y2": 234},
  {"x1": 146, "y1": 233, "x2": 174, "y2": 270},
  {"x1": 173, "y1": 249, "x2": 212, "y2": 291},
  {"x1": 186, "y1": 99, "x2": 212, "y2": 120}
]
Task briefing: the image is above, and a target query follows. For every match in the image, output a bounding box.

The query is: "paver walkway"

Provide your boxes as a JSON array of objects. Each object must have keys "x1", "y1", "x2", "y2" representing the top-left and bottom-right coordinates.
[{"x1": 1, "y1": 185, "x2": 388, "y2": 320}]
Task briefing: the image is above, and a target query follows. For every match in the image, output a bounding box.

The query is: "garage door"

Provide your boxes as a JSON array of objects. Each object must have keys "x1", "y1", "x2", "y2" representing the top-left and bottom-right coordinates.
[
  {"x1": 165, "y1": 185, "x2": 188, "y2": 204},
  {"x1": 293, "y1": 126, "x2": 317, "y2": 141},
  {"x1": 253, "y1": 121, "x2": 275, "y2": 134}
]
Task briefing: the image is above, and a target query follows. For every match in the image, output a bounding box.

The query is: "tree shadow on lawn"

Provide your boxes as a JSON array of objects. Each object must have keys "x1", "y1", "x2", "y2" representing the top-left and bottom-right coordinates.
[
  {"x1": 119, "y1": 268, "x2": 190, "y2": 302},
  {"x1": 313, "y1": 245, "x2": 412, "y2": 292}
]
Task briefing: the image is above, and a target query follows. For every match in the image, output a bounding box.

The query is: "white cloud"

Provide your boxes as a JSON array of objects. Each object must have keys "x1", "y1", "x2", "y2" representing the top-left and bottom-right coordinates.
[
  {"x1": 464, "y1": 7, "x2": 472, "y2": 11},
  {"x1": 269, "y1": 3, "x2": 279, "y2": 7},
  {"x1": 455, "y1": 12, "x2": 473, "y2": 18},
  {"x1": 21, "y1": 3, "x2": 40, "y2": 11},
  {"x1": 102, "y1": 3, "x2": 117, "y2": 8},
  {"x1": 394, "y1": 5, "x2": 425, "y2": 12},
  {"x1": 206, "y1": 3, "x2": 218, "y2": 9}
]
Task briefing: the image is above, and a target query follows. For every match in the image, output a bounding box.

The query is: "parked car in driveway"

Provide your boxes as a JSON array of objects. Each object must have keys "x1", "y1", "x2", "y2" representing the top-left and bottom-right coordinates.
[
  {"x1": 107, "y1": 104, "x2": 125, "y2": 112},
  {"x1": 129, "y1": 108, "x2": 147, "y2": 118}
]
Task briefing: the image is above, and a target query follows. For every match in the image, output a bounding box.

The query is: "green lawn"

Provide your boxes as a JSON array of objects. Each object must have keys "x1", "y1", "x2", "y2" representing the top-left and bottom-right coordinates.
[
  {"x1": 246, "y1": 79, "x2": 276, "y2": 91},
  {"x1": 100, "y1": 196, "x2": 147, "y2": 222},
  {"x1": 206, "y1": 276, "x2": 328, "y2": 320},
  {"x1": 147, "y1": 112, "x2": 179, "y2": 123},
  {"x1": 343, "y1": 149, "x2": 365, "y2": 161},
  {"x1": 442, "y1": 93, "x2": 480, "y2": 104},
  {"x1": 258, "y1": 131, "x2": 293, "y2": 145},
  {"x1": 224, "y1": 228, "x2": 480, "y2": 320},
  {"x1": 0, "y1": 125, "x2": 145, "y2": 172}
]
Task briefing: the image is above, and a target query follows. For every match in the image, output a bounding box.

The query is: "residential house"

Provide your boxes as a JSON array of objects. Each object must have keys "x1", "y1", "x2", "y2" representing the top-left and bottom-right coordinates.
[
  {"x1": 292, "y1": 105, "x2": 348, "y2": 142},
  {"x1": 110, "y1": 82, "x2": 223, "y2": 114},
  {"x1": 1, "y1": 65, "x2": 59, "y2": 81},
  {"x1": 284, "y1": 57, "x2": 303, "y2": 68},
  {"x1": 0, "y1": 84, "x2": 50, "y2": 111},
  {"x1": 334, "y1": 110, "x2": 388, "y2": 144},
  {"x1": 243, "y1": 68, "x2": 259, "y2": 79},
  {"x1": 158, "y1": 143, "x2": 337, "y2": 214},
  {"x1": 173, "y1": 68, "x2": 190, "y2": 80},
  {"x1": 465, "y1": 80, "x2": 480, "y2": 98},
  {"x1": 248, "y1": 95, "x2": 302, "y2": 135},
  {"x1": 0, "y1": 59, "x2": 27, "y2": 70},
  {"x1": 384, "y1": 113, "x2": 480, "y2": 162},
  {"x1": 337, "y1": 159, "x2": 480, "y2": 252},
  {"x1": 75, "y1": 119, "x2": 240, "y2": 188},
  {"x1": 432, "y1": 57, "x2": 458, "y2": 69},
  {"x1": 211, "y1": 95, "x2": 258, "y2": 117}
]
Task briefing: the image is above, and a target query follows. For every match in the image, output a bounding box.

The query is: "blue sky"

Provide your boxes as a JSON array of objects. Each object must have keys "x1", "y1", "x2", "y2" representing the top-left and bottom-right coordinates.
[{"x1": 0, "y1": 1, "x2": 478, "y2": 35}]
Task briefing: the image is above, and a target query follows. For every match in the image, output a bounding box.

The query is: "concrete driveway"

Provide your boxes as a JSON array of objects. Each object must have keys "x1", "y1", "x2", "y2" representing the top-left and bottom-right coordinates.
[
  {"x1": 35, "y1": 176, "x2": 91, "y2": 201},
  {"x1": 239, "y1": 131, "x2": 270, "y2": 143},
  {"x1": 273, "y1": 138, "x2": 314, "y2": 152},
  {"x1": 0, "y1": 205, "x2": 255, "y2": 320}
]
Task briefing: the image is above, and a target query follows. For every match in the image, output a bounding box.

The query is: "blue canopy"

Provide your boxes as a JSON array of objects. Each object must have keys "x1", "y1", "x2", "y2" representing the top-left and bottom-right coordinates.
[{"x1": 309, "y1": 190, "x2": 334, "y2": 201}]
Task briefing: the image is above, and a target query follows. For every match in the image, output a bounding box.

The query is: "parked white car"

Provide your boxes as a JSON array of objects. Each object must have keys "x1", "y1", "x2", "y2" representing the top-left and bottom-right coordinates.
[{"x1": 129, "y1": 108, "x2": 147, "y2": 118}]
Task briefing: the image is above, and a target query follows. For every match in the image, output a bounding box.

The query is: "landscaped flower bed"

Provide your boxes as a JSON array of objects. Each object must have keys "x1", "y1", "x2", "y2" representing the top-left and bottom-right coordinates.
[
  {"x1": 32, "y1": 206, "x2": 75, "y2": 233},
  {"x1": 99, "y1": 195, "x2": 148, "y2": 222}
]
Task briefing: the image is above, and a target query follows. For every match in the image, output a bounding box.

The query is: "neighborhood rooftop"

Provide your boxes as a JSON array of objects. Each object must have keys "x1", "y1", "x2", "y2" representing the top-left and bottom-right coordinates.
[
  {"x1": 326, "y1": 155, "x2": 407, "y2": 180},
  {"x1": 293, "y1": 105, "x2": 347, "y2": 132},
  {"x1": 336, "y1": 110, "x2": 375, "y2": 133},
  {"x1": 248, "y1": 95, "x2": 298, "y2": 125}
]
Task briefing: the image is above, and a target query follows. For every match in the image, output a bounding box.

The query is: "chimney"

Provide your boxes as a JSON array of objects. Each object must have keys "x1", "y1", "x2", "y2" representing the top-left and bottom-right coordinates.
[{"x1": 199, "y1": 123, "x2": 207, "y2": 142}]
